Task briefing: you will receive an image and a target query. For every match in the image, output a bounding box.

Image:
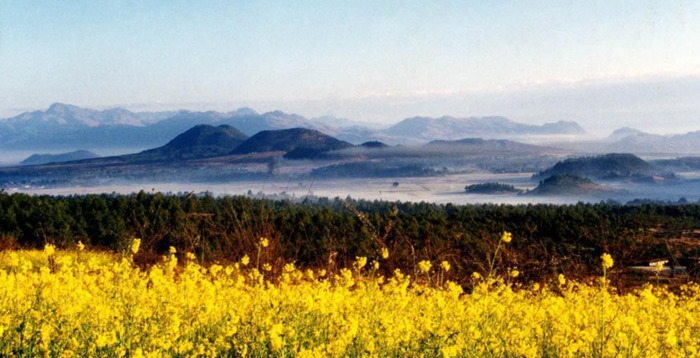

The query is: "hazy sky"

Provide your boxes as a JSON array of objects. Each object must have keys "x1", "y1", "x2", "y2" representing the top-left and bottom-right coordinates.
[{"x1": 2, "y1": 1, "x2": 700, "y2": 134}]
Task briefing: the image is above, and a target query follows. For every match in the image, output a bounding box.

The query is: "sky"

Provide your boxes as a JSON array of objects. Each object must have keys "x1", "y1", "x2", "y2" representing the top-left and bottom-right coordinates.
[{"x1": 1, "y1": 1, "x2": 700, "y2": 134}]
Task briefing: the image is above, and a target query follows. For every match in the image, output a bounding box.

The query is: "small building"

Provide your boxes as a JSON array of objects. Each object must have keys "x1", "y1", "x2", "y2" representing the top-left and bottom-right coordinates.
[{"x1": 648, "y1": 259, "x2": 668, "y2": 267}]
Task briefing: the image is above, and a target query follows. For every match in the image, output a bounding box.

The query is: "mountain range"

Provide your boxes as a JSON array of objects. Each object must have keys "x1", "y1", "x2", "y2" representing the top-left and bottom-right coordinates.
[
  {"x1": 384, "y1": 116, "x2": 585, "y2": 141},
  {"x1": 0, "y1": 103, "x2": 588, "y2": 152},
  {"x1": 4, "y1": 103, "x2": 700, "y2": 158}
]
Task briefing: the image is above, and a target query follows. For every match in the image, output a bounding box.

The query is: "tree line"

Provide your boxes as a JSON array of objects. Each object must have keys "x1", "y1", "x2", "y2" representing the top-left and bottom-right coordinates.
[{"x1": 1, "y1": 190, "x2": 699, "y2": 284}]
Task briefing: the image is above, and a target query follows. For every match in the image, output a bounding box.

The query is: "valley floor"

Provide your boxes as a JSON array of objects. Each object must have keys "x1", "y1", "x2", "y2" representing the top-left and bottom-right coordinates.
[{"x1": 7, "y1": 171, "x2": 700, "y2": 205}]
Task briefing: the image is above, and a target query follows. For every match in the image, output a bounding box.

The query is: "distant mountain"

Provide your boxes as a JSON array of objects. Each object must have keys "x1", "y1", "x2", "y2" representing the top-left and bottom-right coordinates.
[
  {"x1": 1, "y1": 104, "x2": 590, "y2": 151},
  {"x1": 0, "y1": 103, "x2": 175, "y2": 149},
  {"x1": 607, "y1": 127, "x2": 647, "y2": 141},
  {"x1": 19, "y1": 150, "x2": 100, "y2": 166},
  {"x1": 221, "y1": 110, "x2": 324, "y2": 136},
  {"x1": 383, "y1": 116, "x2": 585, "y2": 141},
  {"x1": 526, "y1": 174, "x2": 613, "y2": 196},
  {"x1": 333, "y1": 125, "x2": 399, "y2": 145},
  {"x1": 0, "y1": 104, "x2": 324, "y2": 150},
  {"x1": 131, "y1": 125, "x2": 248, "y2": 161},
  {"x1": 425, "y1": 138, "x2": 549, "y2": 152},
  {"x1": 650, "y1": 157, "x2": 700, "y2": 172},
  {"x1": 231, "y1": 128, "x2": 353, "y2": 159},
  {"x1": 603, "y1": 128, "x2": 700, "y2": 154},
  {"x1": 310, "y1": 115, "x2": 360, "y2": 128},
  {"x1": 536, "y1": 153, "x2": 667, "y2": 180}
]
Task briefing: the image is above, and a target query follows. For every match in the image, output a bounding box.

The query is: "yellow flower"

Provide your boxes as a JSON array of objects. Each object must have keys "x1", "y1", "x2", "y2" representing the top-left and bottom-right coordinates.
[
  {"x1": 558, "y1": 274, "x2": 566, "y2": 286},
  {"x1": 355, "y1": 256, "x2": 367, "y2": 269},
  {"x1": 381, "y1": 247, "x2": 389, "y2": 259},
  {"x1": 373, "y1": 261, "x2": 380, "y2": 270},
  {"x1": 263, "y1": 263, "x2": 272, "y2": 272},
  {"x1": 269, "y1": 323, "x2": 284, "y2": 351},
  {"x1": 440, "y1": 261, "x2": 451, "y2": 272},
  {"x1": 655, "y1": 261, "x2": 664, "y2": 272},
  {"x1": 169, "y1": 246, "x2": 177, "y2": 255},
  {"x1": 131, "y1": 238, "x2": 141, "y2": 254},
  {"x1": 76, "y1": 241, "x2": 85, "y2": 251},
  {"x1": 510, "y1": 269, "x2": 519, "y2": 278},
  {"x1": 418, "y1": 260, "x2": 432, "y2": 274},
  {"x1": 501, "y1": 231, "x2": 512, "y2": 243},
  {"x1": 601, "y1": 253, "x2": 614, "y2": 269},
  {"x1": 472, "y1": 271, "x2": 482, "y2": 280},
  {"x1": 260, "y1": 237, "x2": 269, "y2": 248},
  {"x1": 186, "y1": 252, "x2": 196, "y2": 260},
  {"x1": 44, "y1": 244, "x2": 56, "y2": 256},
  {"x1": 241, "y1": 255, "x2": 250, "y2": 266}
]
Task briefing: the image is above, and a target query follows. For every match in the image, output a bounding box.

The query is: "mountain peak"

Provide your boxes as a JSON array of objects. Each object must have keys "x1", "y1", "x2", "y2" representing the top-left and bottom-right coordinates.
[
  {"x1": 47, "y1": 103, "x2": 79, "y2": 113},
  {"x1": 231, "y1": 107, "x2": 258, "y2": 116},
  {"x1": 608, "y1": 127, "x2": 646, "y2": 140}
]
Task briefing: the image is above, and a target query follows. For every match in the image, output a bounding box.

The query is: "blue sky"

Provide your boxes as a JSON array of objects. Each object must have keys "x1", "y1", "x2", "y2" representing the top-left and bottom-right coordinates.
[{"x1": 1, "y1": 1, "x2": 700, "y2": 133}]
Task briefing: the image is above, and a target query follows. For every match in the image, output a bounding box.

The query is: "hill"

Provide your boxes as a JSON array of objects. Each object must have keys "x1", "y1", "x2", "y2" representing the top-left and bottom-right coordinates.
[
  {"x1": 131, "y1": 125, "x2": 248, "y2": 161},
  {"x1": 231, "y1": 128, "x2": 353, "y2": 157},
  {"x1": 19, "y1": 150, "x2": 100, "y2": 166},
  {"x1": 526, "y1": 174, "x2": 613, "y2": 196},
  {"x1": 536, "y1": 153, "x2": 661, "y2": 180},
  {"x1": 360, "y1": 141, "x2": 390, "y2": 148}
]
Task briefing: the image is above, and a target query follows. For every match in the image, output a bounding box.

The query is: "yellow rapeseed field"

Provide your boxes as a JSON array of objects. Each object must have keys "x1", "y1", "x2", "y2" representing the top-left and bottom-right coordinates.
[{"x1": 1, "y1": 236, "x2": 700, "y2": 357}]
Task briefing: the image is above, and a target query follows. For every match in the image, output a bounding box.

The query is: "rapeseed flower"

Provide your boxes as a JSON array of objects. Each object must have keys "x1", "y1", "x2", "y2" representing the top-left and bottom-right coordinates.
[
  {"x1": 0, "y1": 248, "x2": 696, "y2": 357},
  {"x1": 355, "y1": 256, "x2": 367, "y2": 270},
  {"x1": 44, "y1": 244, "x2": 55, "y2": 256},
  {"x1": 440, "y1": 261, "x2": 451, "y2": 272},
  {"x1": 418, "y1": 260, "x2": 432, "y2": 273},
  {"x1": 601, "y1": 253, "x2": 614, "y2": 269},
  {"x1": 501, "y1": 231, "x2": 512, "y2": 243},
  {"x1": 131, "y1": 238, "x2": 141, "y2": 254}
]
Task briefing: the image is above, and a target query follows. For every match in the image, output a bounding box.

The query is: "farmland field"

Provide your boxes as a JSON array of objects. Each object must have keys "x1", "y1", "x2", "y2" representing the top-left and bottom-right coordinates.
[{"x1": 1, "y1": 243, "x2": 699, "y2": 357}]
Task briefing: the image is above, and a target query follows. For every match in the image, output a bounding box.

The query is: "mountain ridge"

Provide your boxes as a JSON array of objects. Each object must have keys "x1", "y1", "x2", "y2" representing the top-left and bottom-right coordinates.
[{"x1": 0, "y1": 104, "x2": 590, "y2": 151}]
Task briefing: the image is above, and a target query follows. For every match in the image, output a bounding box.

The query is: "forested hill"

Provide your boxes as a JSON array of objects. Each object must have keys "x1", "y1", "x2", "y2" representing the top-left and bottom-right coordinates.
[
  {"x1": 1, "y1": 191, "x2": 699, "y2": 284},
  {"x1": 130, "y1": 124, "x2": 248, "y2": 161},
  {"x1": 536, "y1": 153, "x2": 664, "y2": 180},
  {"x1": 231, "y1": 127, "x2": 353, "y2": 156}
]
